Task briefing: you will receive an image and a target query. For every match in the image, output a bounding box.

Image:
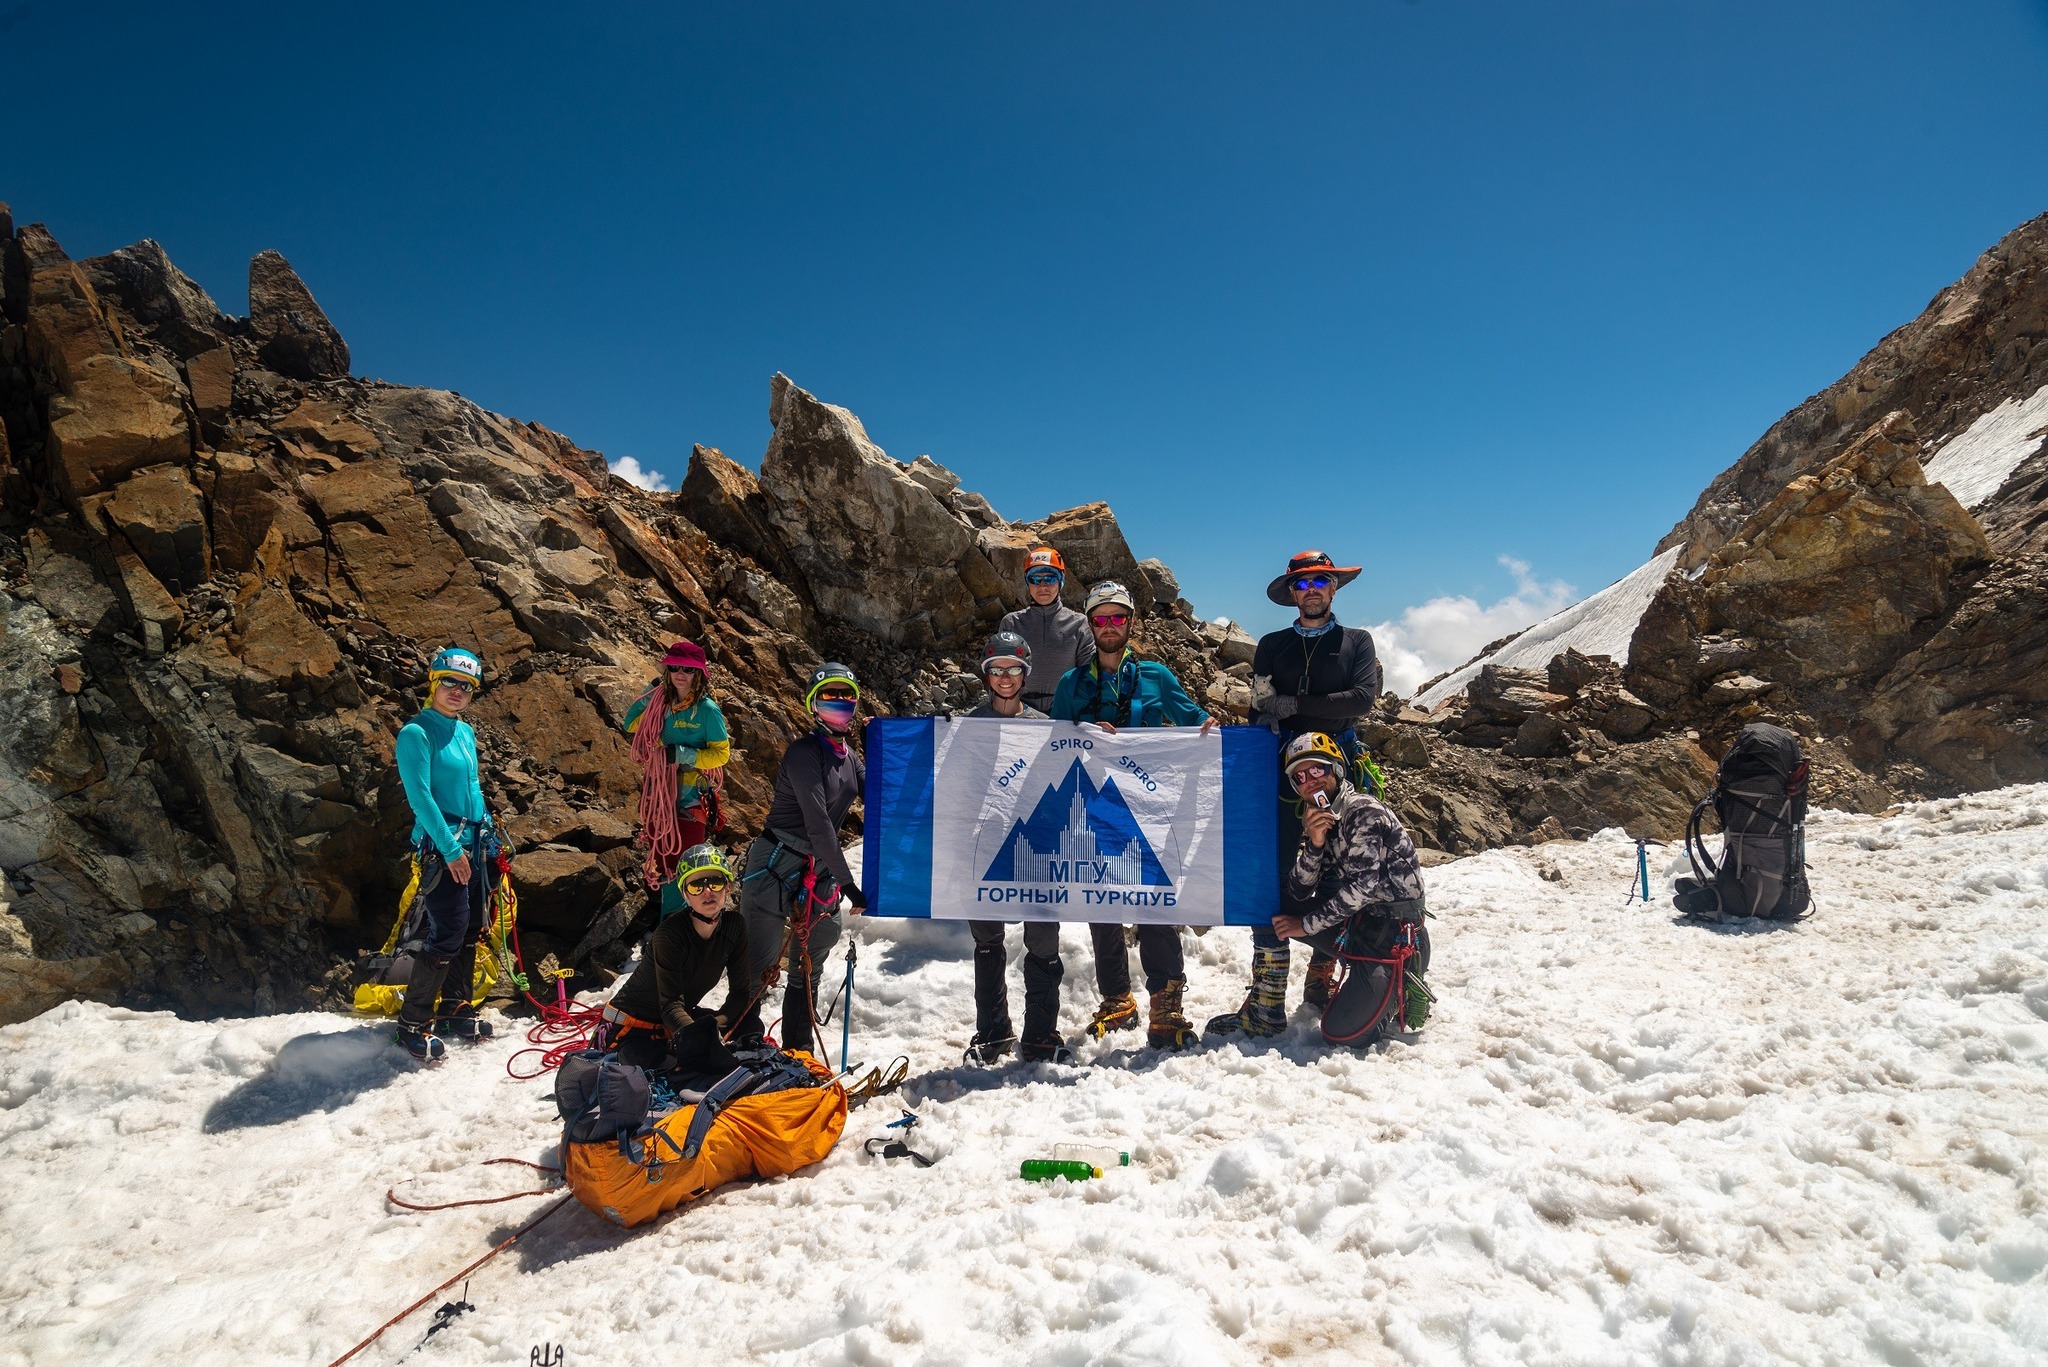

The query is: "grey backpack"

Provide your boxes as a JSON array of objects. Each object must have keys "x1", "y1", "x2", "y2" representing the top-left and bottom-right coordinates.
[{"x1": 1676, "y1": 723, "x2": 1812, "y2": 922}]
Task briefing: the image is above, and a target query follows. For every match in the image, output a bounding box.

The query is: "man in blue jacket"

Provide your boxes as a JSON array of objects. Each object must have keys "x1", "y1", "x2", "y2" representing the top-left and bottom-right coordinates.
[{"x1": 1050, "y1": 581, "x2": 1218, "y2": 1050}]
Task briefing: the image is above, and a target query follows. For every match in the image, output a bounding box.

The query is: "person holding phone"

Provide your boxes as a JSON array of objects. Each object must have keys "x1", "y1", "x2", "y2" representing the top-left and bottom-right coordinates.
[{"x1": 1269, "y1": 732, "x2": 1430, "y2": 1045}]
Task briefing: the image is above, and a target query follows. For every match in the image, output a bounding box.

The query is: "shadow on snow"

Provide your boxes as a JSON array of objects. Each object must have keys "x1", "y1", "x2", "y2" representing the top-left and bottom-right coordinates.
[{"x1": 202, "y1": 1025, "x2": 409, "y2": 1132}]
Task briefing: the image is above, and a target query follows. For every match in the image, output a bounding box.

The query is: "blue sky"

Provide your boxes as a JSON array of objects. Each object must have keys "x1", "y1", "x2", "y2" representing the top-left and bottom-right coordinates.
[{"x1": 9, "y1": 2, "x2": 2047, "y2": 685}]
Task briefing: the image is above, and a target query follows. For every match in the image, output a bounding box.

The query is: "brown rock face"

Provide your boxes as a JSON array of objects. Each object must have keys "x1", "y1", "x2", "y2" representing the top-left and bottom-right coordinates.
[
  {"x1": 1661, "y1": 212, "x2": 2048, "y2": 567},
  {"x1": 1864, "y1": 553, "x2": 2048, "y2": 787},
  {"x1": 17, "y1": 225, "x2": 192, "y2": 504},
  {"x1": 101, "y1": 464, "x2": 211, "y2": 594},
  {"x1": 758, "y1": 374, "x2": 995, "y2": 646},
  {"x1": 1696, "y1": 413, "x2": 1989, "y2": 689},
  {"x1": 248, "y1": 249, "x2": 350, "y2": 381},
  {"x1": 301, "y1": 461, "x2": 531, "y2": 658}
]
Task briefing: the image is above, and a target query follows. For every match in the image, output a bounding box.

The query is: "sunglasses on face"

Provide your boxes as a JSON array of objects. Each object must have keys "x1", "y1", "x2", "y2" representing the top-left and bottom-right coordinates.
[
  {"x1": 816, "y1": 690, "x2": 857, "y2": 704},
  {"x1": 1290, "y1": 763, "x2": 1335, "y2": 786},
  {"x1": 985, "y1": 665, "x2": 1026, "y2": 678},
  {"x1": 437, "y1": 679, "x2": 475, "y2": 695},
  {"x1": 1090, "y1": 613, "x2": 1130, "y2": 628},
  {"x1": 1290, "y1": 575, "x2": 1334, "y2": 592},
  {"x1": 683, "y1": 875, "x2": 732, "y2": 894},
  {"x1": 1025, "y1": 571, "x2": 1061, "y2": 585}
]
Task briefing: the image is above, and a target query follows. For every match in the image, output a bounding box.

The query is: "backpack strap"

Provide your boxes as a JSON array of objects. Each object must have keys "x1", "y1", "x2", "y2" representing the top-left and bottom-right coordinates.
[
  {"x1": 1685, "y1": 796, "x2": 1718, "y2": 883},
  {"x1": 679, "y1": 1065, "x2": 756, "y2": 1160}
]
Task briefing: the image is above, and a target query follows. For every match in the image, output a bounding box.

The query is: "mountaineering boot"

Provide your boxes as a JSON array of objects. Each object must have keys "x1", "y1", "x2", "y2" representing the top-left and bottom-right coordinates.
[
  {"x1": 397, "y1": 1021, "x2": 446, "y2": 1063},
  {"x1": 1204, "y1": 944, "x2": 1289, "y2": 1038},
  {"x1": 1083, "y1": 992, "x2": 1140, "y2": 1039},
  {"x1": 431, "y1": 1006, "x2": 496, "y2": 1042},
  {"x1": 1146, "y1": 979, "x2": 1198, "y2": 1050},
  {"x1": 1018, "y1": 1036, "x2": 1075, "y2": 1064},
  {"x1": 963, "y1": 1031, "x2": 1016, "y2": 1066},
  {"x1": 1303, "y1": 955, "x2": 1340, "y2": 1010}
]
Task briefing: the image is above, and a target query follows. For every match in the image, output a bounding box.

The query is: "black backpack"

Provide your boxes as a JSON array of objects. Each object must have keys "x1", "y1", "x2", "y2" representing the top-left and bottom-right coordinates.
[
  {"x1": 555, "y1": 1050, "x2": 653, "y2": 1159},
  {"x1": 1676, "y1": 723, "x2": 1812, "y2": 922}
]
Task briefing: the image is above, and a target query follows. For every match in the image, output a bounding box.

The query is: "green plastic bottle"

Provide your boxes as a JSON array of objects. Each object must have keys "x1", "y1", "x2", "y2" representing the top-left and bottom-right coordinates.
[{"x1": 1019, "y1": 1159, "x2": 1100, "y2": 1182}]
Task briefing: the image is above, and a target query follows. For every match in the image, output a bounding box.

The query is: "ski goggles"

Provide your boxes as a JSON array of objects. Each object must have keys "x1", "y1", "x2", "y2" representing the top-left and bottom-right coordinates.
[
  {"x1": 1024, "y1": 569, "x2": 1062, "y2": 586},
  {"x1": 1089, "y1": 612, "x2": 1130, "y2": 628},
  {"x1": 1289, "y1": 575, "x2": 1335, "y2": 592}
]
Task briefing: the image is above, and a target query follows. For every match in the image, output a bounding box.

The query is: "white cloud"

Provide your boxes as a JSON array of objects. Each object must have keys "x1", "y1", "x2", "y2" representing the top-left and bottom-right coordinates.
[
  {"x1": 1368, "y1": 557, "x2": 1577, "y2": 699},
  {"x1": 608, "y1": 455, "x2": 671, "y2": 492}
]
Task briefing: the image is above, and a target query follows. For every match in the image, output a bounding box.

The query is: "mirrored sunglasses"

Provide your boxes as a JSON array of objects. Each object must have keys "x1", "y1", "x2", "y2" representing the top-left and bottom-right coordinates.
[
  {"x1": 985, "y1": 664, "x2": 1027, "y2": 678},
  {"x1": 683, "y1": 874, "x2": 732, "y2": 893},
  {"x1": 1090, "y1": 613, "x2": 1130, "y2": 628},
  {"x1": 1024, "y1": 570, "x2": 1062, "y2": 585},
  {"x1": 816, "y1": 689, "x2": 858, "y2": 703},
  {"x1": 1289, "y1": 762, "x2": 1335, "y2": 785},
  {"x1": 1290, "y1": 575, "x2": 1335, "y2": 592},
  {"x1": 436, "y1": 678, "x2": 475, "y2": 694}
]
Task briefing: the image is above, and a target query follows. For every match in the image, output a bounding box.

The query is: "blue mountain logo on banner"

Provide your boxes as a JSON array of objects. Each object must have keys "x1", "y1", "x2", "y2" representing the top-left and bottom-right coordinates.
[{"x1": 982, "y1": 759, "x2": 1171, "y2": 886}]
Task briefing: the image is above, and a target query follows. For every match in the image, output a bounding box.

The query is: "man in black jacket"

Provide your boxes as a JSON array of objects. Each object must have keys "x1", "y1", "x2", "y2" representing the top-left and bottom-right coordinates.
[
  {"x1": 600, "y1": 844, "x2": 747, "y2": 1078},
  {"x1": 1210, "y1": 550, "x2": 1383, "y2": 1037}
]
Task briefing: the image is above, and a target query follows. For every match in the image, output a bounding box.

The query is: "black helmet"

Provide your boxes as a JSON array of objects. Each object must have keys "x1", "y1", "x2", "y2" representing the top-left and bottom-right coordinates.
[
  {"x1": 980, "y1": 631, "x2": 1032, "y2": 677},
  {"x1": 806, "y1": 662, "x2": 860, "y2": 708}
]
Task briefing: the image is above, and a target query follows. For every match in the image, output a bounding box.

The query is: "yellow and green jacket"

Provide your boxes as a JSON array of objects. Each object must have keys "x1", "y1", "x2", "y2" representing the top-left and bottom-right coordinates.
[{"x1": 623, "y1": 690, "x2": 731, "y2": 811}]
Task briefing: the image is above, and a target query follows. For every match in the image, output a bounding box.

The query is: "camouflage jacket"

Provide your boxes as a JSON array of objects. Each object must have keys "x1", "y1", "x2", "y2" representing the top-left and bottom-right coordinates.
[{"x1": 1288, "y1": 781, "x2": 1425, "y2": 936}]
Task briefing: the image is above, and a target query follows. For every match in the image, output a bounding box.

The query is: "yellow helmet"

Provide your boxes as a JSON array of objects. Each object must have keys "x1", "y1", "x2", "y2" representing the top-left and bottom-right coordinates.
[{"x1": 1282, "y1": 731, "x2": 1346, "y2": 778}]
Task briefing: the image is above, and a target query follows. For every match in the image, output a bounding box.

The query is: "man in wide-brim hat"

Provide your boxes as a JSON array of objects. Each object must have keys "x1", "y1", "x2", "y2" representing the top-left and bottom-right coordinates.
[
  {"x1": 1209, "y1": 549, "x2": 1384, "y2": 1039},
  {"x1": 1264, "y1": 549, "x2": 1362, "y2": 607}
]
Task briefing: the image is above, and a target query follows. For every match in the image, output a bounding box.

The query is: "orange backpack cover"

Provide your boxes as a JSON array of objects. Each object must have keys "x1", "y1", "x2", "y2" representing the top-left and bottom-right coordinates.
[{"x1": 562, "y1": 1053, "x2": 847, "y2": 1228}]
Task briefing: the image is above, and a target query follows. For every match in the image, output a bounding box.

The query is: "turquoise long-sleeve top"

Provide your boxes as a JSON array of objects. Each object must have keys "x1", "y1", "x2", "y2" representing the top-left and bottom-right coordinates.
[{"x1": 395, "y1": 707, "x2": 488, "y2": 858}]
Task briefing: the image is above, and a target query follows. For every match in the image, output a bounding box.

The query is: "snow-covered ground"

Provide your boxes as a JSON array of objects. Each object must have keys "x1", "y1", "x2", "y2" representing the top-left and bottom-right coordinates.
[
  {"x1": 1414, "y1": 547, "x2": 1684, "y2": 708},
  {"x1": 5, "y1": 787, "x2": 2047, "y2": 1366},
  {"x1": 1924, "y1": 383, "x2": 2048, "y2": 511}
]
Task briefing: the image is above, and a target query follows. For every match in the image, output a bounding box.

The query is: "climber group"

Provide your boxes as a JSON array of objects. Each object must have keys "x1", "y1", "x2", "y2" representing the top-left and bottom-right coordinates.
[{"x1": 384, "y1": 541, "x2": 1431, "y2": 1069}]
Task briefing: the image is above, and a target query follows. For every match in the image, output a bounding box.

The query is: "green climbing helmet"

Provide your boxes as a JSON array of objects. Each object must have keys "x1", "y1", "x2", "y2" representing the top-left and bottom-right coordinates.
[{"x1": 676, "y1": 843, "x2": 736, "y2": 890}]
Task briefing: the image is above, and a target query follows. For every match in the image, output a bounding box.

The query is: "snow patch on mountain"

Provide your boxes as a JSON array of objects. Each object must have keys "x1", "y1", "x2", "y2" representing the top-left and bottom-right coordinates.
[
  {"x1": 1924, "y1": 382, "x2": 2048, "y2": 509},
  {"x1": 1415, "y1": 546, "x2": 1684, "y2": 707}
]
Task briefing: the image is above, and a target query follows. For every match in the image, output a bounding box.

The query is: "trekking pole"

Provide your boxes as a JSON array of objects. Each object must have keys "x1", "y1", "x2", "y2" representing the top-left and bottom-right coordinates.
[{"x1": 839, "y1": 936, "x2": 857, "y2": 1073}]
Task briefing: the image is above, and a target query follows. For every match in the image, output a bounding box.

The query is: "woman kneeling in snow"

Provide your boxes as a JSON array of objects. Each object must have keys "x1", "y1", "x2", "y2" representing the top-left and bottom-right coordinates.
[
  {"x1": 596, "y1": 844, "x2": 748, "y2": 1082},
  {"x1": 1270, "y1": 733, "x2": 1432, "y2": 1045}
]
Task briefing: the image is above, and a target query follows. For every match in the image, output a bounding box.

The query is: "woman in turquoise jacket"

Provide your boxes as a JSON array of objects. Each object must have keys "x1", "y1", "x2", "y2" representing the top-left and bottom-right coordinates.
[
  {"x1": 623, "y1": 640, "x2": 731, "y2": 891},
  {"x1": 392, "y1": 645, "x2": 499, "y2": 1062}
]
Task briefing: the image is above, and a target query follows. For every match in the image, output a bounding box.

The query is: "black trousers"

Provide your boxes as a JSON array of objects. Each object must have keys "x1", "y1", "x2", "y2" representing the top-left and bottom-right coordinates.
[
  {"x1": 969, "y1": 919, "x2": 1064, "y2": 1040},
  {"x1": 398, "y1": 838, "x2": 490, "y2": 1028},
  {"x1": 1090, "y1": 923, "x2": 1184, "y2": 997}
]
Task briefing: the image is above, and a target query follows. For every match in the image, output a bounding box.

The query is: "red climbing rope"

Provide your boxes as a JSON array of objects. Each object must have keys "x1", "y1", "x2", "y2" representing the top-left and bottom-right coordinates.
[
  {"x1": 386, "y1": 1159, "x2": 564, "y2": 1213},
  {"x1": 504, "y1": 919, "x2": 605, "y2": 1080}
]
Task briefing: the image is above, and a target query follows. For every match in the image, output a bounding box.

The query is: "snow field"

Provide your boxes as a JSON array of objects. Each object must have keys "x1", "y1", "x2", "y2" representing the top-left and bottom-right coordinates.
[{"x1": 3, "y1": 789, "x2": 2046, "y2": 1365}]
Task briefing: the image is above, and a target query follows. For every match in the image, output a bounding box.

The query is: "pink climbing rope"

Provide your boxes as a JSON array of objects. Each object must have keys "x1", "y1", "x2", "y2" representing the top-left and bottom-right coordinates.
[{"x1": 631, "y1": 684, "x2": 685, "y2": 890}]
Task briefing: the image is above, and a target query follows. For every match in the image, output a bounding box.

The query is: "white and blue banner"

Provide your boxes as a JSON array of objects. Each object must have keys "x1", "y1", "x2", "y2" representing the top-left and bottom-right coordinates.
[{"x1": 861, "y1": 718, "x2": 1279, "y2": 925}]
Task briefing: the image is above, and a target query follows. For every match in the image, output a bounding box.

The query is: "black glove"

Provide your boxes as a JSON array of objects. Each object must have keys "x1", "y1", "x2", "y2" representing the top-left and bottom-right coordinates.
[
  {"x1": 674, "y1": 1015, "x2": 741, "y2": 1076},
  {"x1": 843, "y1": 885, "x2": 867, "y2": 912}
]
